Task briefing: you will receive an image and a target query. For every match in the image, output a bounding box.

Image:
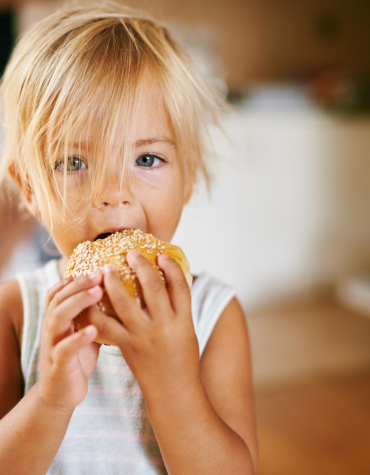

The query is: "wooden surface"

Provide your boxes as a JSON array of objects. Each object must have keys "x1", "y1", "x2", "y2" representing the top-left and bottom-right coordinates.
[
  {"x1": 248, "y1": 298, "x2": 370, "y2": 389},
  {"x1": 256, "y1": 373, "x2": 370, "y2": 475},
  {"x1": 250, "y1": 297, "x2": 370, "y2": 474}
]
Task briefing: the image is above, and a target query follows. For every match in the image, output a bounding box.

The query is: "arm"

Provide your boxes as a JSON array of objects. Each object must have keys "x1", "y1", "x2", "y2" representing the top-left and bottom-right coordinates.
[
  {"x1": 0, "y1": 280, "x2": 71, "y2": 475},
  {"x1": 0, "y1": 274, "x2": 104, "y2": 475},
  {"x1": 145, "y1": 298, "x2": 258, "y2": 475},
  {"x1": 200, "y1": 298, "x2": 258, "y2": 471},
  {"x1": 0, "y1": 280, "x2": 23, "y2": 419},
  {"x1": 89, "y1": 254, "x2": 258, "y2": 475}
]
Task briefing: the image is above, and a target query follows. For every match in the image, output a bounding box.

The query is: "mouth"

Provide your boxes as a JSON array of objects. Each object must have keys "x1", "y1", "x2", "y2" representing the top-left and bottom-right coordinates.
[
  {"x1": 94, "y1": 229, "x2": 130, "y2": 241},
  {"x1": 94, "y1": 232, "x2": 114, "y2": 241}
]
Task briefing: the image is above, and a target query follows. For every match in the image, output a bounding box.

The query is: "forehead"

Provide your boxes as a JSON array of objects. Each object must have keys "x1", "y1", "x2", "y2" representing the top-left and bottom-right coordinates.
[
  {"x1": 69, "y1": 81, "x2": 175, "y2": 149},
  {"x1": 131, "y1": 84, "x2": 175, "y2": 145}
]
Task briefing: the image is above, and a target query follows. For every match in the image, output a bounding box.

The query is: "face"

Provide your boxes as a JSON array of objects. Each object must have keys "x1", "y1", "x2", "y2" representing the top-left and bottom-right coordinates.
[{"x1": 32, "y1": 83, "x2": 191, "y2": 270}]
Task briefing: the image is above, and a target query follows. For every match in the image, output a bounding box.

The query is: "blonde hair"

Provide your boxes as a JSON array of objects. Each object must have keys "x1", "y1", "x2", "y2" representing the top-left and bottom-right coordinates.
[{"x1": 0, "y1": 1, "x2": 225, "y2": 228}]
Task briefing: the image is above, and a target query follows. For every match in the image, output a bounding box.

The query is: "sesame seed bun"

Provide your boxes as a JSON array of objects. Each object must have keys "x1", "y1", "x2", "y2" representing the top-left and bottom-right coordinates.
[{"x1": 64, "y1": 229, "x2": 192, "y2": 346}]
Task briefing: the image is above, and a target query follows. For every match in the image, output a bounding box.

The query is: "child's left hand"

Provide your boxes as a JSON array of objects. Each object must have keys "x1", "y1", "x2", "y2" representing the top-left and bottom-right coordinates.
[{"x1": 87, "y1": 252, "x2": 200, "y2": 398}]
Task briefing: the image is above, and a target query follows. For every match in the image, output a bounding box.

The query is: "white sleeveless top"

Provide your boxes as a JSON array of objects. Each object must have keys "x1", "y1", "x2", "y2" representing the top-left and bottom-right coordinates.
[{"x1": 17, "y1": 259, "x2": 235, "y2": 475}]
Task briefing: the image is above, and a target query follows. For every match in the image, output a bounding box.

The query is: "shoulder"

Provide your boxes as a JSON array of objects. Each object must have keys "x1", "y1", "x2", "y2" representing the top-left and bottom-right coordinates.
[
  {"x1": 0, "y1": 279, "x2": 23, "y2": 343},
  {"x1": 191, "y1": 273, "x2": 236, "y2": 355},
  {"x1": 200, "y1": 296, "x2": 249, "y2": 370},
  {"x1": 192, "y1": 273, "x2": 235, "y2": 301},
  {"x1": 191, "y1": 274, "x2": 236, "y2": 317}
]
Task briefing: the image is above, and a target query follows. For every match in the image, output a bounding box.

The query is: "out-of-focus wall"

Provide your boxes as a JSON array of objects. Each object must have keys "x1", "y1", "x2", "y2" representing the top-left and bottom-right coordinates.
[
  {"x1": 16, "y1": 0, "x2": 370, "y2": 91},
  {"x1": 174, "y1": 105, "x2": 370, "y2": 309}
]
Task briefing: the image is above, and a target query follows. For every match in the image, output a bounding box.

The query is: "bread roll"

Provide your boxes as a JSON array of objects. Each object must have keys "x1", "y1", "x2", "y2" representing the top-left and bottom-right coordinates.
[{"x1": 64, "y1": 229, "x2": 192, "y2": 345}]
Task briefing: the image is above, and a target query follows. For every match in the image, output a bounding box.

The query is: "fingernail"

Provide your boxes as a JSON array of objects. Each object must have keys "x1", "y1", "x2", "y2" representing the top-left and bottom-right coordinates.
[
  {"x1": 88, "y1": 286, "x2": 101, "y2": 295},
  {"x1": 158, "y1": 253, "x2": 169, "y2": 260},
  {"x1": 88, "y1": 271, "x2": 100, "y2": 281},
  {"x1": 104, "y1": 264, "x2": 116, "y2": 273},
  {"x1": 127, "y1": 251, "x2": 140, "y2": 260}
]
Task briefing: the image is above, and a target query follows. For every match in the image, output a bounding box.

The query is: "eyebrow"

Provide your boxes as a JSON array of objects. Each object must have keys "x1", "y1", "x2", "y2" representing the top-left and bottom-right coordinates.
[
  {"x1": 135, "y1": 136, "x2": 176, "y2": 148},
  {"x1": 66, "y1": 136, "x2": 176, "y2": 150}
]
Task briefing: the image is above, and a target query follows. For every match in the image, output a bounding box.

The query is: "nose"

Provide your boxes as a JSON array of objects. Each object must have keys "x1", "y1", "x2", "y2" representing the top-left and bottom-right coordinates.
[{"x1": 94, "y1": 174, "x2": 134, "y2": 209}]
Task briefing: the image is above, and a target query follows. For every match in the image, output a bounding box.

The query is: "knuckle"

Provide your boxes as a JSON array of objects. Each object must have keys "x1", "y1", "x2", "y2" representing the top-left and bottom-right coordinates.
[
  {"x1": 84, "y1": 287, "x2": 102, "y2": 302},
  {"x1": 75, "y1": 275, "x2": 88, "y2": 287},
  {"x1": 53, "y1": 345, "x2": 65, "y2": 364},
  {"x1": 52, "y1": 306, "x2": 62, "y2": 321},
  {"x1": 166, "y1": 257, "x2": 178, "y2": 267},
  {"x1": 115, "y1": 300, "x2": 128, "y2": 315},
  {"x1": 164, "y1": 258, "x2": 179, "y2": 272},
  {"x1": 134, "y1": 259, "x2": 147, "y2": 272},
  {"x1": 174, "y1": 276, "x2": 189, "y2": 291},
  {"x1": 145, "y1": 278, "x2": 162, "y2": 293},
  {"x1": 162, "y1": 324, "x2": 173, "y2": 339},
  {"x1": 55, "y1": 290, "x2": 62, "y2": 305},
  {"x1": 45, "y1": 288, "x2": 55, "y2": 307},
  {"x1": 76, "y1": 289, "x2": 94, "y2": 306},
  {"x1": 46, "y1": 288, "x2": 53, "y2": 301},
  {"x1": 47, "y1": 319, "x2": 59, "y2": 337},
  {"x1": 98, "y1": 321, "x2": 109, "y2": 335}
]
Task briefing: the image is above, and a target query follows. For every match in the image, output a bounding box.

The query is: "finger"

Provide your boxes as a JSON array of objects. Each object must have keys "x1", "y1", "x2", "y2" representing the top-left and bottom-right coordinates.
[
  {"x1": 48, "y1": 272, "x2": 103, "y2": 314},
  {"x1": 103, "y1": 264, "x2": 144, "y2": 330},
  {"x1": 87, "y1": 304, "x2": 130, "y2": 345},
  {"x1": 126, "y1": 251, "x2": 172, "y2": 318},
  {"x1": 45, "y1": 277, "x2": 73, "y2": 311},
  {"x1": 158, "y1": 254, "x2": 191, "y2": 315},
  {"x1": 48, "y1": 286, "x2": 103, "y2": 345},
  {"x1": 53, "y1": 325, "x2": 98, "y2": 364}
]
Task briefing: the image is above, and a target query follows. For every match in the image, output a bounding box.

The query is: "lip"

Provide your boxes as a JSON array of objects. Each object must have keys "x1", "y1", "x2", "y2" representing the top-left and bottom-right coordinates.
[{"x1": 93, "y1": 228, "x2": 132, "y2": 241}]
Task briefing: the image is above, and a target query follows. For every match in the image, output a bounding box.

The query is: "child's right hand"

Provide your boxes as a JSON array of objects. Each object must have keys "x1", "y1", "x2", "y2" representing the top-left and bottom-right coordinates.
[{"x1": 38, "y1": 272, "x2": 103, "y2": 412}]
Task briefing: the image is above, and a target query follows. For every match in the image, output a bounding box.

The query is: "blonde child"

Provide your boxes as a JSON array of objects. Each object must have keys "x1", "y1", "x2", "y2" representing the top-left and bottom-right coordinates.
[{"x1": 0, "y1": 3, "x2": 257, "y2": 474}]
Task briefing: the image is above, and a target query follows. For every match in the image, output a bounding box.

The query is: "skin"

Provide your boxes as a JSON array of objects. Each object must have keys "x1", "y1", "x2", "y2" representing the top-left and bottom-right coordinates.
[{"x1": 0, "y1": 83, "x2": 258, "y2": 474}]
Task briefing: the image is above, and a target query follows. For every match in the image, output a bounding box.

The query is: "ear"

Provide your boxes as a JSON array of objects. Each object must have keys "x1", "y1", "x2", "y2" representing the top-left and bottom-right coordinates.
[
  {"x1": 8, "y1": 164, "x2": 41, "y2": 217},
  {"x1": 22, "y1": 192, "x2": 41, "y2": 217}
]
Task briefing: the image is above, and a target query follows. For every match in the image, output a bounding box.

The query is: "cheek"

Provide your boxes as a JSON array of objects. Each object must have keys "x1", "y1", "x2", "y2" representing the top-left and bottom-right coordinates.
[
  {"x1": 54, "y1": 171, "x2": 90, "y2": 198},
  {"x1": 135, "y1": 168, "x2": 185, "y2": 240},
  {"x1": 52, "y1": 175, "x2": 91, "y2": 227},
  {"x1": 37, "y1": 182, "x2": 90, "y2": 256},
  {"x1": 134, "y1": 168, "x2": 165, "y2": 186},
  {"x1": 134, "y1": 165, "x2": 185, "y2": 200}
]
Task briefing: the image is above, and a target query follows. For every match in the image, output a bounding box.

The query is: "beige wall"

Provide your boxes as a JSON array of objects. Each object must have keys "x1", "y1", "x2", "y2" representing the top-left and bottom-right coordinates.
[{"x1": 16, "y1": 0, "x2": 370, "y2": 91}]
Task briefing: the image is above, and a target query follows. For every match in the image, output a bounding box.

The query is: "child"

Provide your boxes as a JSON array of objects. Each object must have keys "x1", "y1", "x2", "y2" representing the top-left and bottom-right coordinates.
[{"x1": 0, "y1": 2, "x2": 257, "y2": 474}]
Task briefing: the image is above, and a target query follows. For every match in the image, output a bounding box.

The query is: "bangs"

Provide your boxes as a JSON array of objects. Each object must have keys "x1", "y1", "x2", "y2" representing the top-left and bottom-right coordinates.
[
  {"x1": 22, "y1": 19, "x2": 158, "y2": 227},
  {"x1": 0, "y1": 2, "x2": 225, "y2": 228}
]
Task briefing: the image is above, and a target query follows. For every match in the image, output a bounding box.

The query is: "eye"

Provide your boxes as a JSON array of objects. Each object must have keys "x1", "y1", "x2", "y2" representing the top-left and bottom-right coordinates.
[
  {"x1": 55, "y1": 156, "x2": 87, "y2": 172},
  {"x1": 135, "y1": 154, "x2": 165, "y2": 168}
]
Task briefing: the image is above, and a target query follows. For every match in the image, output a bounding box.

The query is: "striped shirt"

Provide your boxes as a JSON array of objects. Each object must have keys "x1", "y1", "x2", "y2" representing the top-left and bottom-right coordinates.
[{"x1": 17, "y1": 259, "x2": 235, "y2": 475}]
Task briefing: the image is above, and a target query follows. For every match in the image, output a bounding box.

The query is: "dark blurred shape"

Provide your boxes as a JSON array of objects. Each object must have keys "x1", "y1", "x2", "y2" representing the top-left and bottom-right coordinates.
[
  {"x1": 308, "y1": 68, "x2": 370, "y2": 115},
  {"x1": 0, "y1": 9, "x2": 15, "y2": 77},
  {"x1": 314, "y1": 11, "x2": 341, "y2": 43}
]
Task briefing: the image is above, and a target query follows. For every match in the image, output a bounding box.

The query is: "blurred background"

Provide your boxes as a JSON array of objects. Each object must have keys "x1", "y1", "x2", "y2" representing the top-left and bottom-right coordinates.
[{"x1": 1, "y1": 0, "x2": 370, "y2": 473}]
